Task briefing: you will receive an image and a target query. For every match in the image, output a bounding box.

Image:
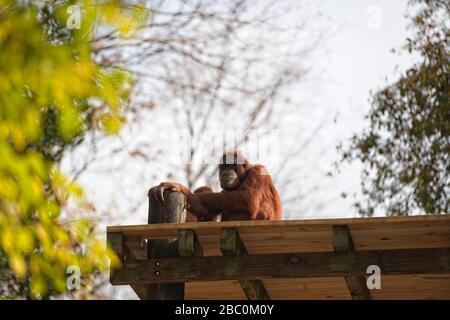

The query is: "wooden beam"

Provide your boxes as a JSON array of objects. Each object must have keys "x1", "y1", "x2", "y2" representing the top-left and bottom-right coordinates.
[
  {"x1": 107, "y1": 214, "x2": 450, "y2": 237},
  {"x1": 332, "y1": 225, "x2": 372, "y2": 300},
  {"x1": 220, "y1": 228, "x2": 270, "y2": 300},
  {"x1": 113, "y1": 248, "x2": 450, "y2": 285},
  {"x1": 110, "y1": 248, "x2": 450, "y2": 285},
  {"x1": 125, "y1": 236, "x2": 147, "y2": 260},
  {"x1": 220, "y1": 228, "x2": 249, "y2": 255},
  {"x1": 178, "y1": 229, "x2": 203, "y2": 257},
  {"x1": 146, "y1": 190, "x2": 188, "y2": 300},
  {"x1": 332, "y1": 225, "x2": 356, "y2": 251},
  {"x1": 107, "y1": 232, "x2": 124, "y2": 260},
  {"x1": 107, "y1": 232, "x2": 148, "y2": 299},
  {"x1": 107, "y1": 232, "x2": 124, "y2": 282},
  {"x1": 123, "y1": 236, "x2": 148, "y2": 300}
]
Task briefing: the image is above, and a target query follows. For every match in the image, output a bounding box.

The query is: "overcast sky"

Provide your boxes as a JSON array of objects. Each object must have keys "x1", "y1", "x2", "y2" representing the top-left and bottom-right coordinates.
[
  {"x1": 68, "y1": 0, "x2": 418, "y2": 225},
  {"x1": 72, "y1": 0, "x2": 419, "y2": 299},
  {"x1": 297, "y1": 0, "x2": 417, "y2": 218}
]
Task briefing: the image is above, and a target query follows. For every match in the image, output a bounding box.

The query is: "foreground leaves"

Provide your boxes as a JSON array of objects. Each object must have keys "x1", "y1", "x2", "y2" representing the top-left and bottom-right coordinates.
[{"x1": 0, "y1": 0, "x2": 146, "y2": 298}]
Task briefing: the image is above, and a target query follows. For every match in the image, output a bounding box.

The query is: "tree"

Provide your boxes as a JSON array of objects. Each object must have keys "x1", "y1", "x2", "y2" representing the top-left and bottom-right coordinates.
[
  {"x1": 0, "y1": 0, "x2": 145, "y2": 298},
  {"x1": 342, "y1": 0, "x2": 449, "y2": 216},
  {"x1": 67, "y1": 0, "x2": 331, "y2": 222}
]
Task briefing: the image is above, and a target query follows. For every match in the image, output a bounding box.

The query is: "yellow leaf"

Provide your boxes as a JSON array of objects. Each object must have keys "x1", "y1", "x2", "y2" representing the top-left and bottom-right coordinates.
[
  {"x1": 16, "y1": 227, "x2": 35, "y2": 254},
  {"x1": 10, "y1": 253, "x2": 27, "y2": 278},
  {"x1": 58, "y1": 106, "x2": 82, "y2": 141},
  {"x1": 30, "y1": 276, "x2": 47, "y2": 297},
  {"x1": 107, "y1": 246, "x2": 122, "y2": 269},
  {"x1": 101, "y1": 114, "x2": 124, "y2": 134},
  {"x1": 35, "y1": 224, "x2": 50, "y2": 244},
  {"x1": 67, "y1": 182, "x2": 85, "y2": 199}
]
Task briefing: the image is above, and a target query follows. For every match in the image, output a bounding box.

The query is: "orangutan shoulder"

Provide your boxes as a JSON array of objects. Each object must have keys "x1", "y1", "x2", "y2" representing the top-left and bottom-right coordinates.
[{"x1": 243, "y1": 165, "x2": 274, "y2": 187}]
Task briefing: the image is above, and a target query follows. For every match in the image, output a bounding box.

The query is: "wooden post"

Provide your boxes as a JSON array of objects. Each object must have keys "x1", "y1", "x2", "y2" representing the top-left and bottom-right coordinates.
[
  {"x1": 123, "y1": 236, "x2": 147, "y2": 300},
  {"x1": 220, "y1": 228, "x2": 270, "y2": 300},
  {"x1": 178, "y1": 229, "x2": 203, "y2": 257},
  {"x1": 146, "y1": 189, "x2": 187, "y2": 300},
  {"x1": 332, "y1": 225, "x2": 372, "y2": 300},
  {"x1": 106, "y1": 232, "x2": 124, "y2": 280}
]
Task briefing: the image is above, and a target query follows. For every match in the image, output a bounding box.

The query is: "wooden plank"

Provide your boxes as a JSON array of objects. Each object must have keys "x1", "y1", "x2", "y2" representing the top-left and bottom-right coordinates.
[
  {"x1": 262, "y1": 277, "x2": 351, "y2": 300},
  {"x1": 107, "y1": 232, "x2": 124, "y2": 281},
  {"x1": 196, "y1": 229, "x2": 334, "y2": 256},
  {"x1": 111, "y1": 248, "x2": 450, "y2": 285},
  {"x1": 370, "y1": 274, "x2": 450, "y2": 300},
  {"x1": 107, "y1": 232, "x2": 125, "y2": 261},
  {"x1": 220, "y1": 228, "x2": 270, "y2": 300},
  {"x1": 106, "y1": 216, "x2": 450, "y2": 255},
  {"x1": 185, "y1": 275, "x2": 450, "y2": 300},
  {"x1": 186, "y1": 278, "x2": 351, "y2": 300},
  {"x1": 107, "y1": 215, "x2": 450, "y2": 236},
  {"x1": 350, "y1": 222, "x2": 450, "y2": 251},
  {"x1": 125, "y1": 236, "x2": 147, "y2": 260},
  {"x1": 127, "y1": 258, "x2": 148, "y2": 299},
  {"x1": 332, "y1": 225, "x2": 372, "y2": 300},
  {"x1": 108, "y1": 215, "x2": 450, "y2": 300},
  {"x1": 178, "y1": 229, "x2": 203, "y2": 257},
  {"x1": 123, "y1": 236, "x2": 148, "y2": 299},
  {"x1": 186, "y1": 280, "x2": 248, "y2": 300},
  {"x1": 107, "y1": 232, "x2": 149, "y2": 299},
  {"x1": 107, "y1": 231, "x2": 153, "y2": 300},
  {"x1": 332, "y1": 225, "x2": 356, "y2": 252}
]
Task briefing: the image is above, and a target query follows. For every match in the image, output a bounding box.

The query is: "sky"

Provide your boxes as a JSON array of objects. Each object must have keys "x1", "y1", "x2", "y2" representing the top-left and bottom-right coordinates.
[
  {"x1": 67, "y1": 0, "x2": 419, "y2": 299},
  {"x1": 297, "y1": 0, "x2": 417, "y2": 218},
  {"x1": 68, "y1": 0, "x2": 419, "y2": 223}
]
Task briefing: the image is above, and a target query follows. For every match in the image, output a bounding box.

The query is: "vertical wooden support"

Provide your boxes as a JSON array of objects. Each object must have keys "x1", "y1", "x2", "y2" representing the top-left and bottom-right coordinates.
[
  {"x1": 125, "y1": 236, "x2": 147, "y2": 260},
  {"x1": 107, "y1": 231, "x2": 149, "y2": 299},
  {"x1": 107, "y1": 231, "x2": 124, "y2": 281},
  {"x1": 178, "y1": 229, "x2": 203, "y2": 257},
  {"x1": 220, "y1": 228, "x2": 270, "y2": 300},
  {"x1": 332, "y1": 225, "x2": 372, "y2": 300},
  {"x1": 146, "y1": 189, "x2": 188, "y2": 300},
  {"x1": 124, "y1": 236, "x2": 148, "y2": 299}
]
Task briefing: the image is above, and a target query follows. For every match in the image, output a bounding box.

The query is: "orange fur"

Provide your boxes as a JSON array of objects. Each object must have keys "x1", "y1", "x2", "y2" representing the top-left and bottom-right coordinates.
[
  {"x1": 186, "y1": 186, "x2": 214, "y2": 222},
  {"x1": 149, "y1": 150, "x2": 282, "y2": 221}
]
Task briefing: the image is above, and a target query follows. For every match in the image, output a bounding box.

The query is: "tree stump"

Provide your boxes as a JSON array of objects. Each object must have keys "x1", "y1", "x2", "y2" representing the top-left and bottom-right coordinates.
[{"x1": 146, "y1": 189, "x2": 187, "y2": 300}]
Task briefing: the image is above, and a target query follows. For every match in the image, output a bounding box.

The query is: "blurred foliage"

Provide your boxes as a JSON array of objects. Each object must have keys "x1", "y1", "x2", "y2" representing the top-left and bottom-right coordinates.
[
  {"x1": 0, "y1": 0, "x2": 147, "y2": 298},
  {"x1": 342, "y1": 0, "x2": 449, "y2": 216}
]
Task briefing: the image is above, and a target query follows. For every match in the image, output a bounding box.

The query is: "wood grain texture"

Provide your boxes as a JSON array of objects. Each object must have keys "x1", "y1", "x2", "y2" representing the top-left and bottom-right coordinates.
[
  {"x1": 220, "y1": 228, "x2": 270, "y2": 300},
  {"x1": 107, "y1": 215, "x2": 450, "y2": 256},
  {"x1": 332, "y1": 225, "x2": 372, "y2": 300},
  {"x1": 185, "y1": 280, "x2": 248, "y2": 300},
  {"x1": 107, "y1": 215, "x2": 450, "y2": 235},
  {"x1": 178, "y1": 229, "x2": 203, "y2": 257},
  {"x1": 124, "y1": 237, "x2": 148, "y2": 300},
  {"x1": 369, "y1": 274, "x2": 450, "y2": 300},
  {"x1": 146, "y1": 190, "x2": 187, "y2": 300},
  {"x1": 107, "y1": 214, "x2": 450, "y2": 299},
  {"x1": 185, "y1": 275, "x2": 450, "y2": 300},
  {"x1": 111, "y1": 248, "x2": 450, "y2": 285}
]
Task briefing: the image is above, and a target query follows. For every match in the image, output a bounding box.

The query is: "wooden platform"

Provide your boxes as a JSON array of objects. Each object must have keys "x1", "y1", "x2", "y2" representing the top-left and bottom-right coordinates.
[{"x1": 107, "y1": 215, "x2": 450, "y2": 300}]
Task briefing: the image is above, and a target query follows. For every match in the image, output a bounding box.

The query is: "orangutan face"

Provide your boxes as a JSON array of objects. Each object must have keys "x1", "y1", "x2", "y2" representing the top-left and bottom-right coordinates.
[{"x1": 219, "y1": 163, "x2": 240, "y2": 190}]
